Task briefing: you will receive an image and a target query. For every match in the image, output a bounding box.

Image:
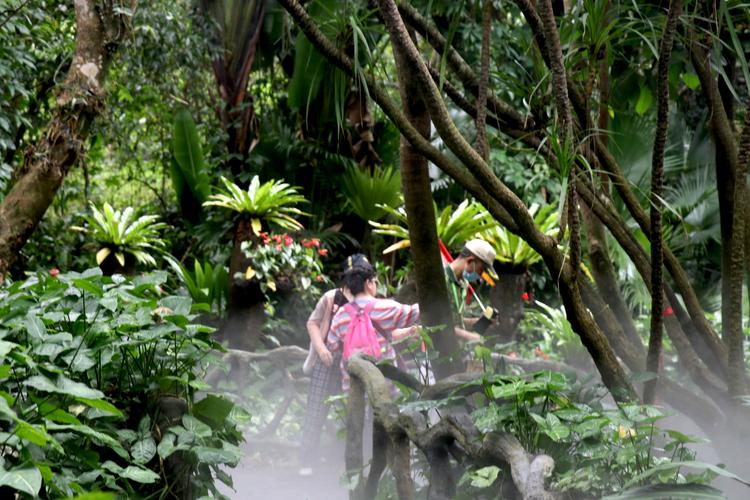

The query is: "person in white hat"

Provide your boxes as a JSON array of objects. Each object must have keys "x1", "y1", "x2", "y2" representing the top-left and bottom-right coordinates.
[{"x1": 445, "y1": 239, "x2": 498, "y2": 341}]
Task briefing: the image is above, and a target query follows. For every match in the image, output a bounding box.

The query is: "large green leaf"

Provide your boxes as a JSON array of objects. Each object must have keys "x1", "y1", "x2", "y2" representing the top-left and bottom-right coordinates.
[
  {"x1": 131, "y1": 436, "x2": 157, "y2": 464},
  {"x1": 193, "y1": 394, "x2": 234, "y2": 429},
  {"x1": 172, "y1": 108, "x2": 210, "y2": 204},
  {"x1": 0, "y1": 467, "x2": 42, "y2": 496},
  {"x1": 604, "y1": 483, "x2": 724, "y2": 499}
]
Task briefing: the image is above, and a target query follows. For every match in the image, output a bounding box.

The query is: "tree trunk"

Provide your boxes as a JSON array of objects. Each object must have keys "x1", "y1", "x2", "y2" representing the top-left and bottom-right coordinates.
[
  {"x1": 222, "y1": 218, "x2": 265, "y2": 351},
  {"x1": 0, "y1": 1, "x2": 134, "y2": 281},
  {"x1": 645, "y1": 0, "x2": 681, "y2": 403},
  {"x1": 392, "y1": 26, "x2": 460, "y2": 379}
]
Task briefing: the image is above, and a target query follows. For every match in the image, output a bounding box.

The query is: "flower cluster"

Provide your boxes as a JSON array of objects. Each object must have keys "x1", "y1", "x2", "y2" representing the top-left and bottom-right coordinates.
[{"x1": 240, "y1": 233, "x2": 331, "y2": 296}]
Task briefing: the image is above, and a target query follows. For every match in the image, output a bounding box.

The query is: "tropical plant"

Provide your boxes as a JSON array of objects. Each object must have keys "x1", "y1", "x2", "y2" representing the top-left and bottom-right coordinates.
[
  {"x1": 341, "y1": 164, "x2": 402, "y2": 222},
  {"x1": 483, "y1": 203, "x2": 559, "y2": 268},
  {"x1": 470, "y1": 371, "x2": 726, "y2": 499},
  {"x1": 370, "y1": 199, "x2": 498, "y2": 254},
  {"x1": 165, "y1": 256, "x2": 228, "y2": 315},
  {"x1": 240, "y1": 232, "x2": 330, "y2": 298},
  {"x1": 0, "y1": 268, "x2": 245, "y2": 497},
  {"x1": 76, "y1": 202, "x2": 167, "y2": 269},
  {"x1": 170, "y1": 107, "x2": 211, "y2": 224},
  {"x1": 203, "y1": 175, "x2": 308, "y2": 235},
  {"x1": 520, "y1": 299, "x2": 588, "y2": 364}
]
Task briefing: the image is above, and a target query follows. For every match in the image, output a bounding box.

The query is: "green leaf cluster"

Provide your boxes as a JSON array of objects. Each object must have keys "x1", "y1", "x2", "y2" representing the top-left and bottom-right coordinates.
[
  {"x1": 203, "y1": 175, "x2": 308, "y2": 234},
  {"x1": 76, "y1": 203, "x2": 167, "y2": 268},
  {"x1": 0, "y1": 268, "x2": 244, "y2": 497}
]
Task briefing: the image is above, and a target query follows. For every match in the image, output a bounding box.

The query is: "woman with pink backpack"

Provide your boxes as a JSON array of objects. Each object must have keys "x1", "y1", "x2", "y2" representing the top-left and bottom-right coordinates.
[{"x1": 327, "y1": 260, "x2": 421, "y2": 392}]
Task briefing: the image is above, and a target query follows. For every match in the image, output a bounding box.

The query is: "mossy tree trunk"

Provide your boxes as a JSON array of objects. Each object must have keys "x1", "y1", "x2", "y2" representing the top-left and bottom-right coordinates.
[{"x1": 0, "y1": 0, "x2": 134, "y2": 282}]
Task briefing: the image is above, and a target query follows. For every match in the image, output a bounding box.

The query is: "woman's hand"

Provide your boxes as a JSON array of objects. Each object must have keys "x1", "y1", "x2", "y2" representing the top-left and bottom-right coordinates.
[{"x1": 315, "y1": 343, "x2": 334, "y2": 367}]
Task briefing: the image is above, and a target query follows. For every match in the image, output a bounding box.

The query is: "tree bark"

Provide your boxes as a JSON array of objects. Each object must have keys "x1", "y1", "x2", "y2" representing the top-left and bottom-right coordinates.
[
  {"x1": 645, "y1": 0, "x2": 681, "y2": 404},
  {"x1": 475, "y1": 0, "x2": 492, "y2": 161},
  {"x1": 0, "y1": 0, "x2": 135, "y2": 281},
  {"x1": 281, "y1": 0, "x2": 636, "y2": 400},
  {"x1": 392, "y1": 26, "x2": 461, "y2": 379}
]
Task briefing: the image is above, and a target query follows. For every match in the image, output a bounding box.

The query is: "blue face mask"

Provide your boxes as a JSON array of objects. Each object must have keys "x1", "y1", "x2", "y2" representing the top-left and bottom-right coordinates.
[
  {"x1": 463, "y1": 271, "x2": 480, "y2": 283},
  {"x1": 463, "y1": 263, "x2": 481, "y2": 283}
]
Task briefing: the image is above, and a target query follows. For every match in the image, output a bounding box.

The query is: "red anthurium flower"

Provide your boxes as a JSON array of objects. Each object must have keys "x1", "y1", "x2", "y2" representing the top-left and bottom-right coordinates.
[
  {"x1": 521, "y1": 292, "x2": 530, "y2": 301},
  {"x1": 49, "y1": 268, "x2": 60, "y2": 278},
  {"x1": 283, "y1": 235, "x2": 293, "y2": 247},
  {"x1": 317, "y1": 248, "x2": 328, "y2": 257},
  {"x1": 663, "y1": 306, "x2": 674, "y2": 317},
  {"x1": 311, "y1": 239, "x2": 320, "y2": 248}
]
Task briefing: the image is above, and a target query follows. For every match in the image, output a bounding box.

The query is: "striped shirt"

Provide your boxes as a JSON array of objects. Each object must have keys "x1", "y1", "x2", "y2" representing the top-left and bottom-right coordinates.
[{"x1": 328, "y1": 297, "x2": 420, "y2": 390}]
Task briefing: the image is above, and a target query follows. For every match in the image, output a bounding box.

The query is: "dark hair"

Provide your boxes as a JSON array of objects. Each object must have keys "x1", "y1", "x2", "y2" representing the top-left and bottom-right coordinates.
[
  {"x1": 343, "y1": 262, "x2": 375, "y2": 295},
  {"x1": 342, "y1": 253, "x2": 369, "y2": 272},
  {"x1": 458, "y1": 248, "x2": 473, "y2": 259}
]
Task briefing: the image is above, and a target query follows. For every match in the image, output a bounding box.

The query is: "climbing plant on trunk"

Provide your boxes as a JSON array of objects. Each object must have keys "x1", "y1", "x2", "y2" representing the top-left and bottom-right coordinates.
[{"x1": 0, "y1": 0, "x2": 136, "y2": 282}]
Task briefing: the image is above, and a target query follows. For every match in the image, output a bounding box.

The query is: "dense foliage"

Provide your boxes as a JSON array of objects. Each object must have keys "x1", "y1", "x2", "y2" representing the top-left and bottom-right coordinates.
[{"x1": 0, "y1": 269, "x2": 245, "y2": 497}]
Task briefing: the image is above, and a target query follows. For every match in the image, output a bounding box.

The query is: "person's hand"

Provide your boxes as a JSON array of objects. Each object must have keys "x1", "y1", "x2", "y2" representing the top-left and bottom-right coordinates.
[{"x1": 315, "y1": 344, "x2": 334, "y2": 367}]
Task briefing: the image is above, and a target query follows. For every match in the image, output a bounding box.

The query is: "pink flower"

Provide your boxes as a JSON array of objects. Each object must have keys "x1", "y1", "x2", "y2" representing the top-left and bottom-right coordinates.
[
  {"x1": 275, "y1": 245, "x2": 282, "y2": 251},
  {"x1": 315, "y1": 275, "x2": 324, "y2": 282},
  {"x1": 283, "y1": 235, "x2": 293, "y2": 247},
  {"x1": 49, "y1": 268, "x2": 60, "y2": 278},
  {"x1": 521, "y1": 292, "x2": 530, "y2": 301},
  {"x1": 317, "y1": 248, "x2": 328, "y2": 257},
  {"x1": 663, "y1": 306, "x2": 674, "y2": 317}
]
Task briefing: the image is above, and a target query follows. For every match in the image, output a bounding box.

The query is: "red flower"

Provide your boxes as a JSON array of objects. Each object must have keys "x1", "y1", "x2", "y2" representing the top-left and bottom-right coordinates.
[
  {"x1": 534, "y1": 346, "x2": 549, "y2": 360},
  {"x1": 663, "y1": 306, "x2": 674, "y2": 317},
  {"x1": 49, "y1": 268, "x2": 60, "y2": 278},
  {"x1": 521, "y1": 292, "x2": 530, "y2": 301},
  {"x1": 283, "y1": 235, "x2": 293, "y2": 247},
  {"x1": 259, "y1": 232, "x2": 270, "y2": 244},
  {"x1": 315, "y1": 275, "x2": 324, "y2": 282},
  {"x1": 311, "y1": 239, "x2": 320, "y2": 248},
  {"x1": 272, "y1": 234, "x2": 282, "y2": 243},
  {"x1": 302, "y1": 239, "x2": 313, "y2": 248},
  {"x1": 317, "y1": 248, "x2": 328, "y2": 257}
]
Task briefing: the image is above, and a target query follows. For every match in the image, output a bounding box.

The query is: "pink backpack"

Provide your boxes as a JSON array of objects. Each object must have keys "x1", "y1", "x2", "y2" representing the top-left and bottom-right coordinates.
[{"x1": 342, "y1": 302, "x2": 381, "y2": 361}]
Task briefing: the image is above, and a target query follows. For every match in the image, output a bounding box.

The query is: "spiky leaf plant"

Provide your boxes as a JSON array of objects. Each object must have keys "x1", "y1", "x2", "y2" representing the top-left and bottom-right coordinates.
[
  {"x1": 78, "y1": 203, "x2": 167, "y2": 268},
  {"x1": 165, "y1": 256, "x2": 228, "y2": 315},
  {"x1": 341, "y1": 165, "x2": 402, "y2": 223},
  {"x1": 203, "y1": 176, "x2": 308, "y2": 235},
  {"x1": 370, "y1": 199, "x2": 498, "y2": 254},
  {"x1": 483, "y1": 203, "x2": 559, "y2": 267}
]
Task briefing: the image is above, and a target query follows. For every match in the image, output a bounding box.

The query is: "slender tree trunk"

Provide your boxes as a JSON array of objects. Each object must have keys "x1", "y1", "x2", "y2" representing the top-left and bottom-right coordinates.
[
  {"x1": 645, "y1": 0, "x2": 681, "y2": 403},
  {"x1": 475, "y1": 0, "x2": 491, "y2": 161},
  {"x1": 392, "y1": 27, "x2": 460, "y2": 379},
  {"x1": 0, "y1": 1, "x2": 134, "y2": 281}
]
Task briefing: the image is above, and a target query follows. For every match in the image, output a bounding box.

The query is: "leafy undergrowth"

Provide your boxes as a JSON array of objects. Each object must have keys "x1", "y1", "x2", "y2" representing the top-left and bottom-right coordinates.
[
  {"x1": 0, "y1": 269, "x2": 247, "y2": 498},
  {"x1": 463, "y1": 371, "x2": 734, "y2": 499}
]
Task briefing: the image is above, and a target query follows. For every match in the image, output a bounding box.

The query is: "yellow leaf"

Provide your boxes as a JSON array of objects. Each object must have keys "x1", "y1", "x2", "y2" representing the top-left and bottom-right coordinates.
[
  {"x1": 245, "y1": 266, "x2": 256, "y2": 280},
  {"x1": 618, "y1": 425, "x2": 636, "y2": 438},
  {"x1": 266, "y1": 280, "x2": 276, "y2": 292},
  {"x1": 68, "y1": 404, "x2": 86, "y2": 416},
  {"x1": 96, "y1": 247, "x2": 111, "y2": 265},
  {"x1": 382, "y1": 239, "x2": 411, "y2": 255},
  {"x1": 115, "y1": 252, "x2": 125, "y2": 267},
  {"x1": 251, "y1": 218, "x2": 262, "y2": 236}
]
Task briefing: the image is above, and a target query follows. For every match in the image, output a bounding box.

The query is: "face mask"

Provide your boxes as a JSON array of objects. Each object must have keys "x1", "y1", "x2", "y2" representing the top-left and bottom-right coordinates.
[{"x1": 463, "y1": 262, "x2": 480, "y2": 283}]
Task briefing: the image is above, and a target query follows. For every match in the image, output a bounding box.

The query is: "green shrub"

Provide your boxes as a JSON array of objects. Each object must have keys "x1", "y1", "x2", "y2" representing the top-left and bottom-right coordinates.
[{"x1": 0, "y1": 269, "x2": 245, "y2": 498}]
